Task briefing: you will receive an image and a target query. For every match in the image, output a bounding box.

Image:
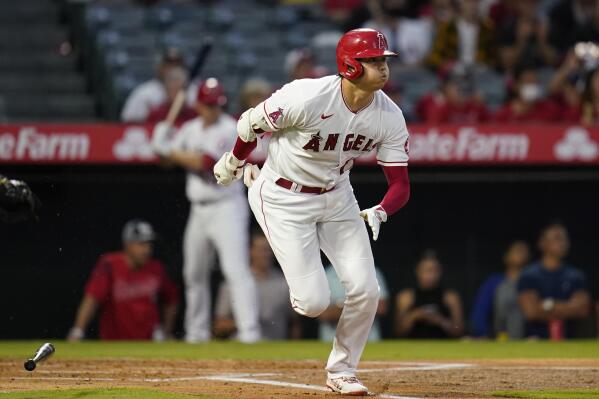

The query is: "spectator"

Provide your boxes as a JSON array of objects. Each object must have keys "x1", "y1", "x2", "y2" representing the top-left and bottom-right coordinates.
[
  {"x1": 546, "y1": 50, "x2": 587, "y2": 123},
  {"x1": 405, "y1": 0, "x2": 435, "y2": 18},
  {"x1": 395, "y1": 251, "x2": 464, "y2": 338},
  {"x1": 518, "y1": 223, "x2": 591, "y2": 339},
  {"x1": 284, "y1": 49, "x2": 327, "y2": 81},
  {"x1": 494, "y1": 65, "x2": 560, "y2": 122},
  {"x1": 238, "y1": 78, "x2": 272, "y2": 115},
  {"x1": 470, "y1": 241, "x2": 530, "y2": 339},
  {"x1": 573, "y1": 1, "x2": 599, "y2": 44},
  {"x1": 121, "y1": 47, "x2": 194, "y2": 123},
  {"x1": 362, "y1": 0, "x2": 433, "y2": 66},
  {"x1": 428, "y1": 0, "x2": 456, "y2": 24},
  {"x1": 319, "y1": 265, "x2": 389, "y2": 342},
  {"x1": 416, "y1": 69, "x2": 490, "y2": 123},
  {"x1": 67, "y1": 220, "x2": 179, "y2": 341},
  {"x1": 145, "y1": 66, "x2": 196, "y2": 125},
  {"x1": 426, "y1": 0, "x2": 497, "y2": 71},
  {"x1": 487, "y1": 0, "x2": 518, "y2": 31},
  {"x1": 323, "y1": 0, "x2": 367, "y2": 30},
  {"x1": 214, "y1": 231, "x2": 301, "y2": 340},
  {"x1": 581, "y1": 67, "x2": 599, "y2": 125},
  {"x1": 548, "y1": 0, "x2": 597, "y2": 56},
  {"x1": 497, "y1": 0, "x2": 557, "y2": 74}
]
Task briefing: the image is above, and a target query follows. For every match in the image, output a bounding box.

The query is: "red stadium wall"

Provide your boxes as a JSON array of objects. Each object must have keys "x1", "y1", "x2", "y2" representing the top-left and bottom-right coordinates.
[{"x1": 0, "y1": 123, "x2": 598, "y2": 165}]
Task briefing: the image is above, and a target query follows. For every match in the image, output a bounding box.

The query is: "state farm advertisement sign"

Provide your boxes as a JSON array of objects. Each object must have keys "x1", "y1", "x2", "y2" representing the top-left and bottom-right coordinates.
[
  {"x1": 0, "y1": 123, "x2": 598, "y2": 165},
  {"x1": 0, "y1": 124, "x2": 155, "y2": 163}
]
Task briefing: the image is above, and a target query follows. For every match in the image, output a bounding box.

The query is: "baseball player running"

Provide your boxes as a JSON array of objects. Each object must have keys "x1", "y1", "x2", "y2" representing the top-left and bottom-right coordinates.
[
  {"x1": 214, "y1": 29, "x2": 410, "y2": 395},
  {"x1": 152, "y1": 78, "x2": 261, "y2": 343}
]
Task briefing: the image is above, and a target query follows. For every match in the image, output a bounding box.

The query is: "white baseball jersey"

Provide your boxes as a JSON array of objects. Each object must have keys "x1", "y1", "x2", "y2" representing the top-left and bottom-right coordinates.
[
  {"x1": 260, "y1": 75, "x2": 409, "y2": 189},
  {"x1": 171, "y1": 114, "x2": 243, "y2": 202}
]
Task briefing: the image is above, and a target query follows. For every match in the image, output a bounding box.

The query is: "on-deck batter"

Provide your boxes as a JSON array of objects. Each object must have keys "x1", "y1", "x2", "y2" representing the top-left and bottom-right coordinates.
[
  {"x1": 214, "y1": 29, "x2": 411, "y2": 395},
  {"x1": 152, "y1": 78, "x2": 261, "y2": 343}
]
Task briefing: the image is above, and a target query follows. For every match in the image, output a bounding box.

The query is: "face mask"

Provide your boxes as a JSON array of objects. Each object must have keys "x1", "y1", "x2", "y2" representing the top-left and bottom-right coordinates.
[{"x1": 520, "y1": 84, "x2": 542, "y2": 102}]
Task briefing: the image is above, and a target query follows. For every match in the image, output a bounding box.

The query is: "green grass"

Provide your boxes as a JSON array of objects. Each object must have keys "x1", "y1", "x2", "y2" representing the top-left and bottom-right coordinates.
[
  {"x1": 0, "y1": 340, "x2": 598, "y2": 360},
  {"x1": 492, "y1": 390, "x2": 599, "y2": 399},
  {"x1": 0, "y1": 388, "x2": 229, "y2": 399}
]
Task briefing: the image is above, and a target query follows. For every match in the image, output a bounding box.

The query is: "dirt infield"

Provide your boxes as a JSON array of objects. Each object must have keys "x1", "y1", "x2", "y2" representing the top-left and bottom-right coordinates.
[{"x1": 1, "y1": 358, "x2": 599, "y2": 398}]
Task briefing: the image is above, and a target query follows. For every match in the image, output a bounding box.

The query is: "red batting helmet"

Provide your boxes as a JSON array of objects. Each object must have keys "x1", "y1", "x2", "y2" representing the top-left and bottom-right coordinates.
[
  {"x1": 197, "y1": 77, "x2": 227, "y2": 106},
  {"x1": 336, "y1": 29, "x2": 398, "y2": 80}
]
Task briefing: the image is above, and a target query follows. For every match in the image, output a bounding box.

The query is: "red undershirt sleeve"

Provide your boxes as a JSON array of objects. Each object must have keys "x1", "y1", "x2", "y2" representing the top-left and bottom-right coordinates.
[
  {"x1": 201, "y1": 155, "x2": 217, "y2": 170},
  {"x1": 232, "y1": 137, "x2": 258, "y2": 160},
  {"x1": 379, "y1": 166, "x2": 410, "y2": 216}
]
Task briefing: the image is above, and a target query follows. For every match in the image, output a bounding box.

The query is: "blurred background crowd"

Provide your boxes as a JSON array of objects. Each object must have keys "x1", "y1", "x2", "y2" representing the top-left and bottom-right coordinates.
[
  {"x1": 66, "y1": 219, "x2": 597, "y2": 342},
  {"x1": 2, "y1": 0, "x2": 599, "y2": 125}
]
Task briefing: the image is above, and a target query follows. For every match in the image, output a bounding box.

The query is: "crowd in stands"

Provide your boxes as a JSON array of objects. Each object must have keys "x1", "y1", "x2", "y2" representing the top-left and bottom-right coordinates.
[
  {"x1": 68, "y1": 220, "x2": 598, "y2": 341},
  {"x1": 116, "y1": 0, "x2": 599, "y2": 126}
]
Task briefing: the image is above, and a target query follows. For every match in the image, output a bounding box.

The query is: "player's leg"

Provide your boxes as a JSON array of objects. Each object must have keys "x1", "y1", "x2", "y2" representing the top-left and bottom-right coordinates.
[
  {"x1": 209, "y1": 196, "x2": 261, "y2": 343},
  {"x1": 248, "y1": 174, "x2": 330, "y2": 318},
  {"x1": 318, "y1": 186, "x2": 379, "y2": 380},
  {"x1": 182, "y1": 206, "x2": 216, "y2": 342}
]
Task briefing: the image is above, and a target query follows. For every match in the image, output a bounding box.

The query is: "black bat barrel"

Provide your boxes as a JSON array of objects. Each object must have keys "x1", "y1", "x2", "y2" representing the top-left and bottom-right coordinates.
[{"x1": 24, "y1": 343, "x2": 55, "y2": 371}]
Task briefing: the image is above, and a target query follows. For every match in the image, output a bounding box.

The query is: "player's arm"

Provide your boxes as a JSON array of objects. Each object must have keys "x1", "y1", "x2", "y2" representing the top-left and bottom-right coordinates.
[
  {"x1": 394, "y1": 289, "x2": 421, "y2": 336},
  {"x1": 213, "y1": 107, "x2": 268, "y2": 186},
  {"x1": 519, "y1": 290, "x2": 590, "y2": 322},
  {"x1": 319, "y1": 303, "x2": 343, "y2": 323},
  {"x1": 68, "y1": 259, "x2": 111, "y2": 341},
  {"x1": 289, "y1": 314, "x2": 303, "y2": 339},
  {"x1": 164, "y1": 151, "x2": 216, "y2": 174},
  {"x1": 442, "y1": 290, "x2": 464, "y2": 337},
  {"x1": 360, "y1": 165, "x2": 410, "y2": 241},
  {"x1": 67, "y1": 294, "x2": 98, "y2": 341},
  {"x1": 377, "y1": 298, "x2": 389, "y2": 317},
  {"x1": 360, "y1": 112, "x2": 410, "y2": 240},
  {"x1": 157, "y1": 268, "x2": 179, "y2": 339},
  {"x1": 161, "y1": 302, "x2": 179, "y2": 339},
  {"x1": 151, "y1": 121, "x2": 216, "y2": 173},
  {"x1": 214, "y1": 81, "x2": 306, "y2": 186},
  {"x1": 552, "y1": 291, "x2": 591, "y2": 319},
  {"x1": 213, "y1": 283, "x2": 237, "y2": 338}
]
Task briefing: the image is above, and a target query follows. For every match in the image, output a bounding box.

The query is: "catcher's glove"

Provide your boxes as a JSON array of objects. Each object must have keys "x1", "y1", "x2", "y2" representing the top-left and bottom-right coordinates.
[{"x1": 0, "y1": 175, "x2": 42, "y2": 223}]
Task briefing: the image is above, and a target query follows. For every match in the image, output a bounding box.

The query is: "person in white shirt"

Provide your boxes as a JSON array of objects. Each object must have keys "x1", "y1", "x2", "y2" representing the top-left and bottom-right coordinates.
[
  {"x1": 213, "y1": 29, "x2": 411, "y2": 395},
  {"x1": 121, "y1": 47, "x2": 195, "y2": 123},
  {"x1": 151, "y1": 78, "x2": 261, "y2": 343}
]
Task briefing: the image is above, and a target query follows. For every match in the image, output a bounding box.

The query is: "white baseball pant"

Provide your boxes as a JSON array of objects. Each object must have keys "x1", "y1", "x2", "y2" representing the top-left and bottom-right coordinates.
[
  {"x1": 183, "y1": 195, "x2": 261, "y2": 343},
  {"x1": 248, "y1": 165, "x2": 379, "y2": 377}
]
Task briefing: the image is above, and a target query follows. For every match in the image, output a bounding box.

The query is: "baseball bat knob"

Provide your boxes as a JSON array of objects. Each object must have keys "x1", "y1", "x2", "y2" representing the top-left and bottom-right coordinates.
[{"x1": 24, "y1": 359, "x2": 36, "y2": 371}]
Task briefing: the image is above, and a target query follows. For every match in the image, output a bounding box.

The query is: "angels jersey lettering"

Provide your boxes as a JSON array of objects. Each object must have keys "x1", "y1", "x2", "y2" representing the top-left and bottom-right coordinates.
[{"x1": 261, "y1": 75, "x2": 409, "y2": 189}]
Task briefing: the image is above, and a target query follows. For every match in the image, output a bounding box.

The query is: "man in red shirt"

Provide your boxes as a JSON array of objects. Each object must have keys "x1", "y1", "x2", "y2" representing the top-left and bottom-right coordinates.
[
  {"x1": 67, "y1": 220, "x2": 179, "y2": 341},
  {"x1": 494, "y1": 66, "x2": 560, "y2": 123},
  {"x1": 416, "y1": 72, "x2": 490, "y2": 124}
]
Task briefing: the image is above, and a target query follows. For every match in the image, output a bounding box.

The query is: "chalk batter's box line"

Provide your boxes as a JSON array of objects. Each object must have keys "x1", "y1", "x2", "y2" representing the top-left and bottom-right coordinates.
[
  {"x1": 9, "y1": 373, "x2": 423, "y2": 399},
  {"x1": 9, "y1": 362, "x2": 475, "y2": 399}
]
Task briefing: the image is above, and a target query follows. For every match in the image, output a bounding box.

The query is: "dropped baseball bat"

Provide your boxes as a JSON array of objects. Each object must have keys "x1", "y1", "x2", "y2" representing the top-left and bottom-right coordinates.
[
  {"x1": 24, "y1": 342, "x2": 55, "y2": 371},
  {"x1": 165, "y1": 39, "x2": 214, "y2": 124}
]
